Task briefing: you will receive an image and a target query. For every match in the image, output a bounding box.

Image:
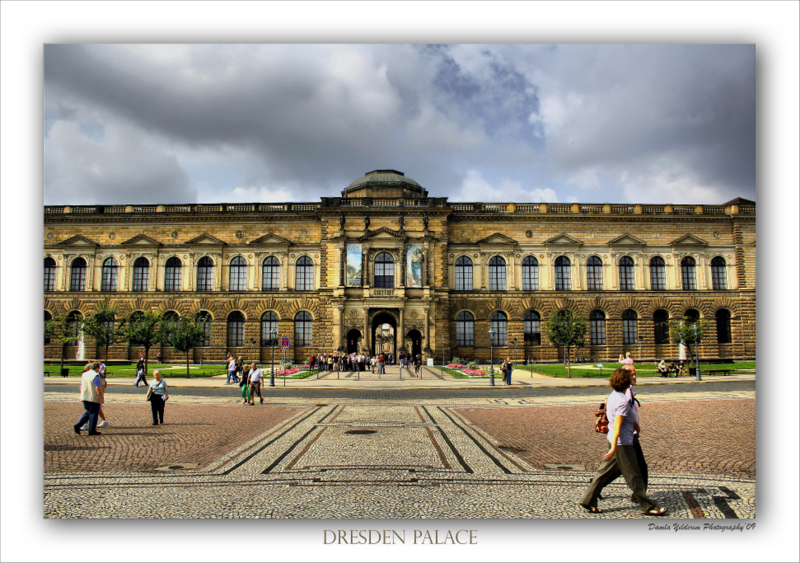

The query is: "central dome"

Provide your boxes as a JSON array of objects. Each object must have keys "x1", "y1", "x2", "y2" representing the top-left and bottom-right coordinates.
[{"x1": 342, "y1": 170, "x2": 428, "y2": 198}]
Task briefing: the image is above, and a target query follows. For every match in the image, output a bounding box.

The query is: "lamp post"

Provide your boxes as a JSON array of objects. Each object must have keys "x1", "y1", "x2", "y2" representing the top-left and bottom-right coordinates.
[
  {"x1": 488, "y1": 327, "x2": 495, "y2": 386},
  {"x1": 442, "y1": 335, "x2": 445, "y2": 368},
  {"x1": 269, "y1": 328, "x2": 277, "y2": 387},
  {"x1": 694, "y1": 324, "x2": 702, "y2": 381},
  {"x1": 319, "y1": 337, "x2": 325, "y2": 378}
]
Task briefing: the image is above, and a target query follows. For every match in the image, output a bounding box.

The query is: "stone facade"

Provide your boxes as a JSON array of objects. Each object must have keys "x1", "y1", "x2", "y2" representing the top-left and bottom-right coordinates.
[{"x1": 44, "y1": 170, "x2": 755, "y2": 365}]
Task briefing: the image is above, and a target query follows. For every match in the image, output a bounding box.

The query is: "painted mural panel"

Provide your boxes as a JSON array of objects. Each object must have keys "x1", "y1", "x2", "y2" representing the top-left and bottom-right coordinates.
[
  {"x1": 346, "y1": 244, "x2": 363, "y2": 287},
  {"x1": 406, "y1": 245, "x2": 424, "y2": 288}
]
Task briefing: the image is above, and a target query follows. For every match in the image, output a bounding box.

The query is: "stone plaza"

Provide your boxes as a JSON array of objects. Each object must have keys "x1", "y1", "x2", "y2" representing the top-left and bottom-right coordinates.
[{"x1": 44, "y1": 368, "x2": 755, "y2": 520}]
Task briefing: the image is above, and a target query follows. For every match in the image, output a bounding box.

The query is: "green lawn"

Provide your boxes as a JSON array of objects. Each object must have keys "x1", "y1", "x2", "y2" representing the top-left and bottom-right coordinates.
[
  {"x1": 517, "y1": 361, "x2": 755, "y2": 379},
  {"x1": 43, "y1": 364, "x2": 319, "y2": 379}
]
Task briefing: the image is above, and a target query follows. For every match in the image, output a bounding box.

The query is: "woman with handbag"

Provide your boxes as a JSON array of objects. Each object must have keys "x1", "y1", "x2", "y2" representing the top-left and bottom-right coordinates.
[
  {"x1": 146, "y1": 370, "x2": 169, "y2": 425},
  {"x1": 240, "y1": 363, "x2": 251, "y2": 405}
]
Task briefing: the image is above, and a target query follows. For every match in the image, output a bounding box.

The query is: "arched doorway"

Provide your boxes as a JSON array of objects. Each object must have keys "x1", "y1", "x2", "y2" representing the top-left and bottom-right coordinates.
[
  {"x1": 407, "y1": 329, "x2": 422, "y2": 359},
  {"x1": 370, "y1": 311, "x2": 398, "y2": 357},
  {"x1": 346, "y1": 329, "x2": 362, "y2": 354}
]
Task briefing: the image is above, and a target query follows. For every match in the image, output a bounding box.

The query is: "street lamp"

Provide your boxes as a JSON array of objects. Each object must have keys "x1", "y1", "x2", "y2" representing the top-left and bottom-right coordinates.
[
  {"x1": 694, "y1": 324, "x2": 702, "y2": 381},
  {"x1": 513, "y1": 338, "x2": 517, "y2": 367},
  {"x1": 442, "y1": 335, "x2": 446, "y2": 368},
  {"x1": 488, "y1": 327, "x2": 495, "y2": 386},
  {"x1": 269, "y1": 327, "x2": 277, "y2": 387},
  {"x1": 319, "y1": 336, "x2": 325, "y2": 378}
]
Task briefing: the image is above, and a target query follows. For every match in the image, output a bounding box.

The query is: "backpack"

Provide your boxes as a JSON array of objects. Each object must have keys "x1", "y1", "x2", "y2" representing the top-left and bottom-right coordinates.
[{"x1": 595, "y1": 403, "x2": 609, "y2": 434}]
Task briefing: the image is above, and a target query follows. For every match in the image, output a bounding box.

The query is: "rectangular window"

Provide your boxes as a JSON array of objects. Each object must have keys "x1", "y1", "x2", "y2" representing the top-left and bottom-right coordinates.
[
  {"x1": 650, "y1": 265, "x2": 666, "y2": 290},
  {"x1": 455, "y1": 265, "x2": 473, "y2": 291},
  {"x1": 623, "y1": 320, "x2": 638, "y2": 345},
  {"x1": 590, "y1": 320, "x2": 606, "y2": 345},
  {"x1": 132, "y1": 266, "x2": 148, "y2": 291},
  {"x1": 456, "y1": 321, "x2": 474, "y2": 346}
]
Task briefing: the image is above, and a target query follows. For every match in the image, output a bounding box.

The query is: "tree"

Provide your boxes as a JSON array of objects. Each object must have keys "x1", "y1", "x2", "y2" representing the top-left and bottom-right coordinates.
[
  {"x1": 667, "y1": 316, "x2": 710, "y2": 376},
  {"x1": 164, "y1": 316, "x2": 210, "y2": 377},
  {"x1": 121, "y1": 311, "x2": 163, "y2": 375},
  {"x1": 45, "y1": 312, "x2": 83, "y2": 372},
  {"x1": 544, "y1": 309, "x2": 589, "y2": 378},
  {"x1": 82, "y1": 303, "x2": 125, "y2": 363}
]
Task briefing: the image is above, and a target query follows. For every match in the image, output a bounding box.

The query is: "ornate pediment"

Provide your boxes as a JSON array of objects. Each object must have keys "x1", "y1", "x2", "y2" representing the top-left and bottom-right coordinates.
[
  {"x1": 121, "y1": 234, "x2": 162, "y2": 247},
  {"x1": 249, "y1": 233, "x2": 293, "y2": 246},
  {"x1": 669, "y1": 234, "x2": 708, "y2": 247},
  {"x1": 57, "y1": 234, "x2": 99, "y2": 247},
  {"x1": 185, "y1": 233, "x2": 227, "y2": 246},
  {"x1": 476, "y1": 233, "x2": 518, "y2": 246},
  {"x1": 607, "y1": 233, "x2": 647, "y2": 247},
  {"x1": 358, "y1": 227, "x2": 406, "y2": 241},
  {"x1": 543, "y1": 233, "x2": 583, "y2": 246}
]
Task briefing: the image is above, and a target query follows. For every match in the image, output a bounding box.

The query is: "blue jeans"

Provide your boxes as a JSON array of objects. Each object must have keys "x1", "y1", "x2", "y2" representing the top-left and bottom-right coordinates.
[
  {"x1": 76, "y1": 401, "x2": 101, "y2": 433},
  {"x1": 227, "y1": 370, "x2": 238, "y2": 384},
  {"x1": 379, "y1": 364, "x2": 385, "y2": 374}
]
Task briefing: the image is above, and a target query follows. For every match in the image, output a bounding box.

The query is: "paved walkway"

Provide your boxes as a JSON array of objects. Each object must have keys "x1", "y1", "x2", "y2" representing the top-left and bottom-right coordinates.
[{"x1": 44, "y1": 364, "x2": 755, "y2": 390}]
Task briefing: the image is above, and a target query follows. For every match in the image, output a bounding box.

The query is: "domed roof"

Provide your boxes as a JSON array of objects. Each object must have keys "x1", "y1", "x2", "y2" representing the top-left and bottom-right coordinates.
[{"x1": 342, "y1": 170, "x2": 427, "y2": 198}]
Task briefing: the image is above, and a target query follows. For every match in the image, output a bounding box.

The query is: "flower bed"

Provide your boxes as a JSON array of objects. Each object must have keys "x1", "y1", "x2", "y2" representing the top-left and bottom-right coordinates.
[
  {"x1": 461, "y1": 368, "x2": 487, "y2": 376},
  {"x1": 447, "y1": 363, "x2": 464, "y2": 369}
]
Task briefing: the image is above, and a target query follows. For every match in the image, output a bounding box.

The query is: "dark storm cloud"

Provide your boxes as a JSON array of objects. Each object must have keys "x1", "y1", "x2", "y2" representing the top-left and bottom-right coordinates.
[{"x1": 43, "y1": 44, "x2": 755, "y2": 205}]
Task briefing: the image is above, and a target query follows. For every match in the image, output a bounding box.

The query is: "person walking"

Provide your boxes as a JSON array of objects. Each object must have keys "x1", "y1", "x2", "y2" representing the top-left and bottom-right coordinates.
[
  {"x1": 378, "y1": 355, "x2": 386, "y2": 375},
  {"x1": 248, "y1": 363, "x2": 264, "y2": 405},
  {"x1": 80, "y1": 362, "x2": 110, "y2": 430},
  {"x1": 73, "y1": 362, "x2": 104, "y2": 436},
  {"x1": 580, "y1": 367, "x2": 666, "y2": 516},
  {"x1": 147, "y1": 370, "x2": 169, "y2": 425},
  {"x1": 414, "y1": 355, "x2": 421, "y2": 377},
  {"x1": 623, "y1": 364, "x2": 649, "y2": 502},
  {"x1": 226, "y1": 356, "x2": 238, "y2": 384},
  {"x1": 134, "y1": 357, "x2": 147, "y2": 387},
  {"x1": 240, "y1": 363, "x2": 251, "y2": 405}
]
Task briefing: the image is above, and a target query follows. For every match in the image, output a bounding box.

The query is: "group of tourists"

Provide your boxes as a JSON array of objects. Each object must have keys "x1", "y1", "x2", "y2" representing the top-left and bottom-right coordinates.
[
  {"x1": 301, "y1": 352, "x2": 423, "y2": 376},
  {"x1": 657, "y1": 359, "x2": 687, "y2": 377}
]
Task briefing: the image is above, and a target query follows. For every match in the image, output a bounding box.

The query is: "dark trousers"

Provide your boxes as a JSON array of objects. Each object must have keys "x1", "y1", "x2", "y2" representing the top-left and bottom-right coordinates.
[
  {"x1": 581, "y1": 443, "x2": 656, "y2": 512},
  {"x1": 249, "y1": 381, "x2": 263, "y2": 403},
  {"x1": 150, "y1": 395, "x2": 165, "y2": 424},
  {"x1": 76, "y1": 401, "x2": 101, "y2": 433},
  {"x1": 633, "y1": 435, "x2": 649, "y2": 488}
]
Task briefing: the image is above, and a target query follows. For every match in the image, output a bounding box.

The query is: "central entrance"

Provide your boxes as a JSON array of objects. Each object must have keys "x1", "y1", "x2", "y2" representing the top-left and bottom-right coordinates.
[{"x1": 370, "y1": 310, "x2": 398, "y2": 357}]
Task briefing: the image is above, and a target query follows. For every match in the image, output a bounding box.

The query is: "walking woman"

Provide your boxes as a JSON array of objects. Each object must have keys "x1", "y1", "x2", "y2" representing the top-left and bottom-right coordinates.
[
  {"x1": 134, "y1": 357, "x2": 147, "y2": 387},
  {"x1": 580, "y1": 367, "x2": 666, "y2": 516},
  {"x1": 147, "y1": 370, "x2": 169, "y2": 425}
]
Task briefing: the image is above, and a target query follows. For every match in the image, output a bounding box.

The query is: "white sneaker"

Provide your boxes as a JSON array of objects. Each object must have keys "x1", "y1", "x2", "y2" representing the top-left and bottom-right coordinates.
[
  {"x1": 80, "y1": 424, "x2": 88, "y2": 431},
  {"x1": 97, "y1": 420, "x2": 110, "y2": 428}
]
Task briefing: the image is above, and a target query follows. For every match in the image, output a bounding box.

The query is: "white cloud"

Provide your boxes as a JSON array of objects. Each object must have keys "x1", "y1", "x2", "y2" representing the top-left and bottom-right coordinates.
[{"x1": 450, "y1": 169, "x2": 559, "y2": 203}]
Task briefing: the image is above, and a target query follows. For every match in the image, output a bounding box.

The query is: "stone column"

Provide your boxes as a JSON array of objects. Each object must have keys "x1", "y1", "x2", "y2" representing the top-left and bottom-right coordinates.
[
  {"x1": 281, "y1": 252, "x2": 289, "y2": 290},
  {"x1": 335, "y1": 304, "x2": 345, "y2": 350},
  {"x1": 571, "y1": 253, "x2": 580, "y2": 290},
  {"x1": 400, "y1": 245, "x2": 407, "y2": 288},
  {"x1": 423, "y1": 305, "x2": 431, "y2": 350},
  {"x1": 363, "y1": 308, "x2": 370, "y2": 353},
  {"x1": 398, "y1": 307, "x2": 405, "y2": 351},
  {"x1": 339, "y1": 243, "x2": 346, "y2": 287}
]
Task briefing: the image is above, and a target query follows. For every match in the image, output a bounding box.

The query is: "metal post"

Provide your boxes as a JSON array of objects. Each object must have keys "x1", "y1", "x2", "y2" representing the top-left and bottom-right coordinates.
[
  {"x1": 319, "y1": 337, "x2": 325, "y2": 379},
  {"x1": 283, "y1": 346, "x2": 286, "y2": 386},
  {"x1": 488, "y1": 327, "x2": 495, "y2": 386},
  {"x1": 513, "y1": 338, "x2": 517, "y2": 366},
  {"x1": 269, "y1": 329, "x2": 276, "y2": 387},
  {"x1": 694, "y1": 324, "x2": 702, "y2": 381},
  {"x1": 442, "y1": 336, "x2": 445, "y2": 368}
]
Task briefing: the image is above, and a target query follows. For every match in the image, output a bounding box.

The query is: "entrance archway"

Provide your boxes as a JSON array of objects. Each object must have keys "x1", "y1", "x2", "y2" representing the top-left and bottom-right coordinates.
[
  {"x1": 346, "y1": 329, "x2": 362, "y2": 354},
  {"x1": 370, "y1": 311, "x2": 398, "y2": 357},
  {"x1": 407, "y1": 329, "x2": 422, "y2": 359}
]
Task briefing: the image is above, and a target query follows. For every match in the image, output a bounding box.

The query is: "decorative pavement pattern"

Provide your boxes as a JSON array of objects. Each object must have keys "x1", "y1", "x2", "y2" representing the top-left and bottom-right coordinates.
[{"x1": 43, "y1": 388, "x2": 755, "y2": 519}]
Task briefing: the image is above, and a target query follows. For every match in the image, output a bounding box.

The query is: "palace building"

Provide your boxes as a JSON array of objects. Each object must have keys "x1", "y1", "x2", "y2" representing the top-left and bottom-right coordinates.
[{"x1": 44, "y1": 169, "x2": 756, "y2": 365}]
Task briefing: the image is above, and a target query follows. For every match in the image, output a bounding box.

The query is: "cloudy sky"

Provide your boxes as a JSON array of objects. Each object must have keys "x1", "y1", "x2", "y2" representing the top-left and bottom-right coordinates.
[{"x1": 43, "y1": 44, "x2": 755, "y2": 206}]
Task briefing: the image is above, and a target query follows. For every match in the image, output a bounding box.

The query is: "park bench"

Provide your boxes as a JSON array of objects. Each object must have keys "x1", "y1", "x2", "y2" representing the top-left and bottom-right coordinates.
[{"x1": 706, "y1": 369, "x2": 733, "y2": 376}]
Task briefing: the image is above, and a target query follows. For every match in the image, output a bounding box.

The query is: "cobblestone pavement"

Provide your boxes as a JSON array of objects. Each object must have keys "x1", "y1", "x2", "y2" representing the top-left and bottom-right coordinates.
[{"x1": 43, "y1": 387, "x2": 755, "y2": 520}]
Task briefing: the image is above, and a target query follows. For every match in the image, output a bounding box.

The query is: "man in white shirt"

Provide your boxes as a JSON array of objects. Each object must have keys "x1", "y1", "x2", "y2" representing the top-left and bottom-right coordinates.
[
  {"x1": 248, "y1": 363, "x2": 264, "y2": 405},
  {"x1": 73, "y1": 362, "x2": 105, "y2": 435}
]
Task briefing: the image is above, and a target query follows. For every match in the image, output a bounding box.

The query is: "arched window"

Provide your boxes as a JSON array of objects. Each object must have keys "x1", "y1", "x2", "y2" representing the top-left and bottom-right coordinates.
[
  {"x1": 716, "y1": 309, "x2": 732, "y2": 343},
  {"x1": 44, "y1": 257, "x2": 56, "y2": 292},
  {"x1": 455, "y1": 311, "x2": 475, "y2": 346},
  {"x1": 67, "y1": 311, "x2": 82, "y2": 346},
  {"x1": 590, "y1": 310, "x2": 606, "y2": 345},
  {"x1": 653, "y1": 309, "x2": 669, "y2": 345},
  {"x1": 488, "y1": 256, "x2": 506, "y2": 291},
  {"x1": 649, "y1": 257, "x2": 666, "y2": 290},
  {"x1": 44, "y1": 311, "x2": 52, "y2": 344},
  {"x1": 685, "y1": 308, "x2": 700, "y2": 323},
  {"x1": 262, "y1": 256, "x2": 280, "y2": 291},
  {"x1": 132, "y1": 257, "x2": 150, "y2": 292},
  {"x1": 296, "y1": 256, "x2": 314, "y2": 291},
  {"x1": 711, "y1": 257, "x2": 728, "y2": 290},
  {"x1": 70, "y1": 258, "x2": 86, "y2": 292},
  {"x1": 524, "y1": 310, "x2": 541, "y2": 345},
  {"x1": 197, "y1": 257, "x2": 215, "y2": 291},
  {"x1": 489, "y1": 311, "x2": 508, "y2": 346},
  {"x1": 101, "y1": 257, "x2": 119, "y2": 291},
  {"x1": 229, "y1": 256, "x2": 248, "y2": 291},
  {"x1": 622, "y1": 309, "x2": 638, "y2": 345},
  {"x1": 586, "y1": 256, "x2": 603, "y2": 290},
  {"x1": 294, "y1": 311, "x2": 313, "y2": 347},
  {"x1": 555, "y1": 256, "x2": 571, "y2": 290},
  {"x1": 227, "y1": 311, "x2": 245, "y2": 347},
  {"x1": 374, "y1": 252, "x2": 394, "y2": 288},
  {"x1": 522, "y1": 256, "x2": 539, "y2": 291},
  {"x1": 261, "y1": 311, "x2": 279, "y2": 347},
  {"x1": 164, "y1": 257, "x2": 182, "y2": 291},
  {"x1": 618, "y1": 256, "x2": 635, "y2": 290},
  {"x1": 681, "y1": 257, "x2": 697, "y2": 290},
  {"x1": 455, "y1": 256, "x2": 473, "y2": 291},
  {"x1": 195, "y1": 311, "x2": 212, "y2": 346},
  {"x1": 162, "y1": 311, "x2": 179, "y2": 346}
]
